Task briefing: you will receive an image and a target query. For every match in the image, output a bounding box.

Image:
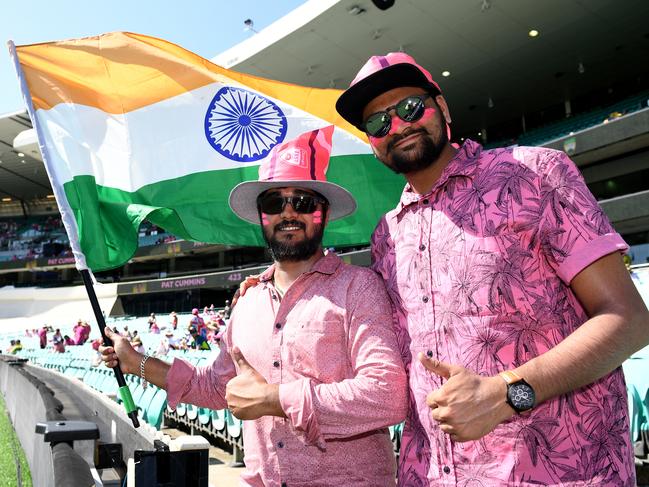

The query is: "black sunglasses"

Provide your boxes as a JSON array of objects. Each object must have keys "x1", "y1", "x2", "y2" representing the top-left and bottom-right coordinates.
[
  {"x1": 257, "y1": 193, "x2": 326, "y2": 215},
  {"x1": 361, "y1": 94, "x2": 434, "y2": 138}
]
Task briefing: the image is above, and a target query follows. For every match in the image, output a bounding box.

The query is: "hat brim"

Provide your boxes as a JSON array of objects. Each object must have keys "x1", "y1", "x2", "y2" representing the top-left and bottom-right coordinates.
[
  {"x1": 229, "y1": 180, "x2": 357, "y2": 224},
  {"x1": 336, "y1": 63, "x2": 441, "y2": 130}
]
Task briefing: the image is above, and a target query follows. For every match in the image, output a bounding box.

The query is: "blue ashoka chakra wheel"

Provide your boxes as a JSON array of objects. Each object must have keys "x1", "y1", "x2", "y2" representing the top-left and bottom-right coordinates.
[{"x1": 204, "y1": 86, "x2": 288, "y2": 162}]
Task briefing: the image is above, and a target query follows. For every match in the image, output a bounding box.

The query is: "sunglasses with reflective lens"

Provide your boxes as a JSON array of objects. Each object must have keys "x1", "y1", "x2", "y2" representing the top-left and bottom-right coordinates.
[
  {"x1": 362, "y1": 94, "x2": 433, "y2": 138},
  {"x1": 257, "y1": 193, "x2": 326, "y2": 215}
]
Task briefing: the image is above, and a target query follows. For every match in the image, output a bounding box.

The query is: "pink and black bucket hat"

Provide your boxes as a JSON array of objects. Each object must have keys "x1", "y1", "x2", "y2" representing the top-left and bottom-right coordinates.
[
  {"x1": 336, "y1": 52, "x2": 443, "y2": 130},
  {"x1": 228, "y1": 125, "x2": 357, "y2": 224}
]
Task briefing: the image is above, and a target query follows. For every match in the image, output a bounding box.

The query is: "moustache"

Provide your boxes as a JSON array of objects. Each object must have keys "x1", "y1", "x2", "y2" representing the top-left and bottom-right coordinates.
[
  {"x1": 387, "y1": 128, "x2": 429, "y2": 152},
  {"x1": 274, "y1": 220, "x2": 306, "y2": 232}
]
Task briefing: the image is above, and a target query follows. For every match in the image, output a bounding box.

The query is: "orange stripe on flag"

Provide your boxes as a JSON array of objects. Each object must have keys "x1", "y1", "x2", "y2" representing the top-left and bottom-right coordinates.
[{"x1": 16, "y1": 32, "x2": 363, "y2": 138}]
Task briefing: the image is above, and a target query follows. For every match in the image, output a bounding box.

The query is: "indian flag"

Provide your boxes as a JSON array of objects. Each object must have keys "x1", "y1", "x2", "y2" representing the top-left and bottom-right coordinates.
[{"x1": 9, "y1": 32, "x2": 403, "y2": 272}]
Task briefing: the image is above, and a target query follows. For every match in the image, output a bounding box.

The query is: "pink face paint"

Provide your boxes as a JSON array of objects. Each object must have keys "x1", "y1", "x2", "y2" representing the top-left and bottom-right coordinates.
[
  {"x1": 419, "y1": 106, "x2": 437, "y2": 122},
  {"x1": 261, "y1": 213, "x2": 270, "y2": 225},
  {"x1": 312, "y1": 210, "x2": 322, "y2": 224},
  {"x1": 387, "y1": 114, "x2": 408, "y2": 136},
  {"x1": 368, "y1": 106, "x2": 439, "y2": 148}
]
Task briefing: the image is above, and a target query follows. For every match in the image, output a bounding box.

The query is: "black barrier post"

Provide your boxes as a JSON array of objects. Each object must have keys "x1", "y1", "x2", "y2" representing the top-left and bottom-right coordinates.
[{"x1": 80, "y1": 269, "x2": 140, "y2": 428}]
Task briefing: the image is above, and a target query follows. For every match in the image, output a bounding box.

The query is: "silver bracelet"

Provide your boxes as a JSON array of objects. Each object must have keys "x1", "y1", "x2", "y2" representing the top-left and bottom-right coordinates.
[{"x1": 140, "y1": 354, "x2": 150, "y2": 381}]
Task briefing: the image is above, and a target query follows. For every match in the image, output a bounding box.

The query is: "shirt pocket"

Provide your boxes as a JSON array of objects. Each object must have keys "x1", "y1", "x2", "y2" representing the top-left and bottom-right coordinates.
[{"x1": 284, "y1": 320, "x2": 348, "y2": 382}]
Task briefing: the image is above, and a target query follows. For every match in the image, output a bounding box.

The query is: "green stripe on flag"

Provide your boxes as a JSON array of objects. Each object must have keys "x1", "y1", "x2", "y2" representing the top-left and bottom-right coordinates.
[{"x1": 63, "y1": 154, "x2": 404, "y2": 271}]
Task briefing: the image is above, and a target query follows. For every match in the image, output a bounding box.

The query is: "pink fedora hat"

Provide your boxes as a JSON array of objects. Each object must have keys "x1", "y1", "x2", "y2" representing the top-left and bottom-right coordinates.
[
  {"x1": 228, "y1": 125, "x2": 357, "y2": 224},
  {"x1": 336, "y1": 52, "x2": 443, "y2": 130}
]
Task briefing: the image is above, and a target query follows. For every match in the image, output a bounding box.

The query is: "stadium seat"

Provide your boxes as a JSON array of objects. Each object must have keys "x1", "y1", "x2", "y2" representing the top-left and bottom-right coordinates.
[
  {"x1": 186, "y1": 402, "x2": 199, "y2": 421},
  {"x1": 144, "y1": 389, "x2": 168, "y2": 429},
  {"x1": 225, "y1": 410, "x2": 242, "y2": 438},
  {"x1": 198, "y1": 407, "x2": 211, "y2": 425},
  {"x1": 211, "y1": 409, "x2": 225, "y2": 432},
  {"x1": 137, "y1": 384, "x2": 158, "y2": 419}
]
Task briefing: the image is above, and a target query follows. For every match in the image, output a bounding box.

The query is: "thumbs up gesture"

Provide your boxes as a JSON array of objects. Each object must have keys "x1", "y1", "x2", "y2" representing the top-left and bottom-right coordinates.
[
  {"x1": 225, "y1": 347, "x2": 285, "y2": 420},
  {"x1": 418, "y1": 353, "x2": 514, "y2": 442}
]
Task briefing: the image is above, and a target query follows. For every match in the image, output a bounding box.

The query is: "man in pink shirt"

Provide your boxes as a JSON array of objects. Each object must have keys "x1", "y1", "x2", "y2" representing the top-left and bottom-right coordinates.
[
  {"x1": 101, "y1": 126, "x2": 408, "y2": 486},
  {"x1": 37, "y1": 325, "x2": 48, "y2": 349},
  {"x1": 336, "y1": 53, "x2": 649, "y2": 486}
]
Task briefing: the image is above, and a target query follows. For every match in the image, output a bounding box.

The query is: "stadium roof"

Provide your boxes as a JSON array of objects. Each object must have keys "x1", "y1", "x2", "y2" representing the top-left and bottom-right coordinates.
[
  {"x1": 2, "y1": 0, "x2": 648, "y2": 202},
  {"x1": 0, "y1": 110, "x2": 49, "y2": 205},
  {"x1": 214, "y1": 0, "x2": 649, "y2": 135}
]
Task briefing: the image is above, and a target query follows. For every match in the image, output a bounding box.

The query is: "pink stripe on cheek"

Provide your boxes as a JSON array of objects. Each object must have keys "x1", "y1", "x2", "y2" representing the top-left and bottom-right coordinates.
[
  {"x1": 261, "y1": 213, "x2": 270, "y2": 225},
  {"x1": 388, "y1": 116, "x2": 407, "y2": 135},
  {"x1": 312, "y1": 210, "x2": 322, "y2": 224},
  {"x1": 419, "y1": 107, "x2": 437, "y2": 122},
  {"x1": 368, "y1": 135, "x2": 382, "y2": 146}
]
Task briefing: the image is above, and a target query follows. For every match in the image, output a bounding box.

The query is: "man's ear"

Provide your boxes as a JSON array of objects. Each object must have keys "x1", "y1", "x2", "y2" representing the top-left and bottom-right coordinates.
[{"x1": 435, "y1": 95, "x2": 452, "y2": 124}]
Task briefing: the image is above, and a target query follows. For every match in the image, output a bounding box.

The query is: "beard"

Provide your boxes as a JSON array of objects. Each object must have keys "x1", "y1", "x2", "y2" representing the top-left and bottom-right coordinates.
[
  {"x1": 385, "y1": 125, "x2": 448, "y2": 175},
  {"x1": 262, "y1": 219, "x2": 324, "y2": 262}
]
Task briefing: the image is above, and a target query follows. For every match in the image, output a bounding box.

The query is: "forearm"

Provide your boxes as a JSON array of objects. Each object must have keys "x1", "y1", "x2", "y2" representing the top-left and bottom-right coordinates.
[
  {"x1": 119, "y1": 352, "x2": 171, "y2": 390},
  {"x1": 515, "y1": 311, "x2": 649, "y2": 404},
  {"x1": 280, "y1": 370, "x2": 408, "y2": 441},
  {"x1": 314, "y1": 376, "x2": 408, "y2": 436}
]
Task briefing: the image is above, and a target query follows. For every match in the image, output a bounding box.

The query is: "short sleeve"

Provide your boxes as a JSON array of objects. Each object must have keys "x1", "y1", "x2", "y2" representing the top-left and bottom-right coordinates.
[{"x1": 536, "y1": 150, "x2": 628, "y2": 284}]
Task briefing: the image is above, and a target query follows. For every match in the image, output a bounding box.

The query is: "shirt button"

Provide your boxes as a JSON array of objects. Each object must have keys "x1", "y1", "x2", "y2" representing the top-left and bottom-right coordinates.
[
  {"x1": 426, "y1": 350, "x2": 433, "y2": 358},
  {"x1": 443, "y1": 466, "x2": 451, "y2": 474},
  {"x1": 281, "y1": 483, "x2": 288, "y2": 487},
  {"x1": 422, "y1": 296, "x2": 429, "y2": 303},
  {"x1": 277, "y1": 441, "x2": 284, "y2": 448},
  {"x1": 419, "y1": 244, "x2": 426, "y2": 251},
  {"x1": 275, "y1": 322, "x2": 282, "y2": 329},
  {"x1": 422, "y1": 198, "x2": 429, "y2": 205},
  {"x1": 272, "y1": 294, "x2": 278, "y2": 300},
  {"x1": 273, "y1": 360, "x2": 280, "y2": 368}
]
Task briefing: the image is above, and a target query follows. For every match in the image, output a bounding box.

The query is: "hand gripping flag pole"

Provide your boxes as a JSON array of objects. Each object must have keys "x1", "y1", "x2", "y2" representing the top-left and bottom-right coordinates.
[
  {"x1": 8, "y1": 40, "x2": 139, "y2": 428},
  {"x1": 80, "y1": 270, "x2": 140, "y2": 428}
]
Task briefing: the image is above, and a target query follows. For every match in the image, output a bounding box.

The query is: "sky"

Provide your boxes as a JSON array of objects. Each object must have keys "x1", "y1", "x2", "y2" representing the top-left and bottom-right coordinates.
[{"x1": 0, "y1": 0, "x2": 307, "y2": 115}]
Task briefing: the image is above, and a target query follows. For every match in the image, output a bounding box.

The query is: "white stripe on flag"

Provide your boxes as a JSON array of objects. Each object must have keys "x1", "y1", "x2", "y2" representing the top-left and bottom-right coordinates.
[{"x1": 34, "y1": 82, "x2": 370, "y2": 192}]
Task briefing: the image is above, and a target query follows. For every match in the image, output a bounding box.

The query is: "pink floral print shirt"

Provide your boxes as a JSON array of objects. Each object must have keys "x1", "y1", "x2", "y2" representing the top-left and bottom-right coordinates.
[{"x1": 371, "y1": 140, "x2": 634, "y2": 486}]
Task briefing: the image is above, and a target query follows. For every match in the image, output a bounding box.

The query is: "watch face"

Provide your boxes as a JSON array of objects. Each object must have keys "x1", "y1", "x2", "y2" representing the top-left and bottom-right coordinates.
[{"x1": 509, "y1": 382, "x2": 535, "y2": 411}]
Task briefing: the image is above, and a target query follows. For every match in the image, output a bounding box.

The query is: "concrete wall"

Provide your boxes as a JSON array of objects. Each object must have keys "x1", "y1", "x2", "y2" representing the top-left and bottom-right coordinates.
[
  {"x1": 24, "y1": 364, "x2": 156, "y2": 461},
  {"x1": 0, "y1": 358, "x2": 155, "y2": 486},
  {"x1": 0, "y1": 359, "x2": 57, "y2": 487}
]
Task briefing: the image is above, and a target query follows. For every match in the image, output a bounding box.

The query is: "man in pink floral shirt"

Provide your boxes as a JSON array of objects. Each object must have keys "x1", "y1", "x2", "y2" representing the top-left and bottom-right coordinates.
[
  {"x1": 336, "y1": 53, "x2": 649, "y2": 486},
  {"x1": 101, "y1": 127, "x2": 408, "y2": 486}
]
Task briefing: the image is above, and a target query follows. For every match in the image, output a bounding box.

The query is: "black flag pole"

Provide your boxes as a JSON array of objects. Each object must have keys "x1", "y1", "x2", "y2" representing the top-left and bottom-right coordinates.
[{"x1": 80, "y1": 270, "x2": 140, "y2": 428}]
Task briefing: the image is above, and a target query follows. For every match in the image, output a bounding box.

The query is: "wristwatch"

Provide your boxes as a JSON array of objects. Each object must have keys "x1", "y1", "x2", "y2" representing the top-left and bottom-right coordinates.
[{"x1": 499, "y1": 371, "x2": 535, "y2": 413}]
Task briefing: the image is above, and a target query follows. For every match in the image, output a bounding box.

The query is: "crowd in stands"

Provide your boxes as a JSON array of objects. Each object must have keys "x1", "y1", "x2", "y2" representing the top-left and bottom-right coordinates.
[
  {"x1": 0, "y1": 220, "x2": 19, "y2": 246},
  {"x1": 9, "y1": 301, "x2": 233, "y2": 364},
  {"x1": 154, "y1": 234, "x2": 177, "y2": 245},
  {"x1": 0, "y1": 217, "x2": 180, "y2": 263},
  {"x1": 23, "y1": 320, "x2": 92, "y2": 353},
  {"x1": 0, "y1": 215, "x2": 68, "y2": 261}
]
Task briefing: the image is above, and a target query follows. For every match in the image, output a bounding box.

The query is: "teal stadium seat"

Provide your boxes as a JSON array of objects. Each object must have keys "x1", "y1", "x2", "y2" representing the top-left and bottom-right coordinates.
[
  {"x1": 211, "y1": 409, "x2": 225, "y2": 432},
  {"x1": 144, "y1": 389, "x2": 168, "y2": 429},
  {"x1": 485, "y1": 91, "x2": 649, "y2": 149},
  {"x1": 225, "y1": 410, "x2": 242, "y2": 438}
]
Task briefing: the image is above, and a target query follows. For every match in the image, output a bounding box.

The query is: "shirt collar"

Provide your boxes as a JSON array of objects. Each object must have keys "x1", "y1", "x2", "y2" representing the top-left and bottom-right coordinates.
[
  {"x1": 393, "y1": 139, "x2": 483, "y2": 216},
  {"x1": 259, "y1": 251, "x2": 341, "y2": 283}
]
